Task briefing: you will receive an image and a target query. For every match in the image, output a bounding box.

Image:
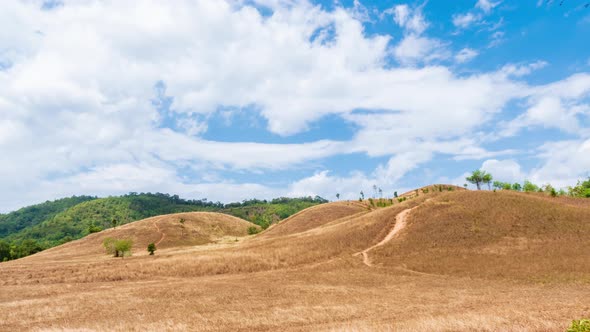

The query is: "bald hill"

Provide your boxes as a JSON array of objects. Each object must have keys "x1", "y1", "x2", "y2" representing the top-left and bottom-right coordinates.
[
  {"x1": 0, "y1": 193, "x2": 327, "y2": 261},
  {"x1": 1, "y1": 186, "x2": 589, "y2": 330}
]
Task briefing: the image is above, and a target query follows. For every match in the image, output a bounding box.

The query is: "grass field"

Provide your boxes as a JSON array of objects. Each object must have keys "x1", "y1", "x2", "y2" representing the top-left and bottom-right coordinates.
[{"x1": 1, "y1": 188, "x2": 589, "y2": 331}]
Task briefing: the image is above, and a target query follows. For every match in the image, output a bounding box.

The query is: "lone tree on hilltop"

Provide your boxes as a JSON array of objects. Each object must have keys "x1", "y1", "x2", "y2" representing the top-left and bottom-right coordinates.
[
  {"x1": 466, "y1": 170, "x2": 492, "y2": 190},
  {"x1": 147, "y1": 243, "x2": 156, "y2": 255},
  {"x1": 360, "y1": 191, "x2": 365, "y2": 200},
  {"x1": 483, "y1": 172, "x2": 493, "y2": 190},
  {"x1": 336, "y1": 193, "x2": 340, "y2": 201}
]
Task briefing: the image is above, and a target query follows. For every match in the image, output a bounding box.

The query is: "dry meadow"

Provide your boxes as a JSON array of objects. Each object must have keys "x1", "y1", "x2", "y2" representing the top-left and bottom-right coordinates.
[{"x1": 1, "y1": 188, "x2": 589, "y2": 331}]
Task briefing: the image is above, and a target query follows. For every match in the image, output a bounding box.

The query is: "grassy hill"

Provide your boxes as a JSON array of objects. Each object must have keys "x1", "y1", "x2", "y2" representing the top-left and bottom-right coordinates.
[
  {"x1": 32, "y1": 212, "x2": 258, "y2": 262},
  {"x1": 0, "y1": 193, "x2": 327, "y2": 261},
  {"x1": 1, "y1": 186, "x2": 589, "y2": 331},
  {"x1": 0, "y1": 196, "x2": 97, "y2": 238}
]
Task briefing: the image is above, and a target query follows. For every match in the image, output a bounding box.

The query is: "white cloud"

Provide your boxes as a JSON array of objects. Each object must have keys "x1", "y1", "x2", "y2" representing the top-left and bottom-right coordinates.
[
  {"x1": 529, "y1": 139, "x2": 590, "y2": 188},
  {"x1": 391, "y1": 4, "x2": 410, "y2": 27},
  {"x1": 0, "y1": 0, "x2": 588, "y2": 211},
  {"x1": 386, "y1": 3, "x2": 428, "y2": 35},
  {"x1": 476, "y1": 0, "x2": 500, "y2": 14},
  {"x1": 481, "y1": 159, "x2": 523, "y2": 184},
  {"x1": 500, "y1": 60, "x2": 548, "y2": 77},
  {"x1": 455, "y1": 48, "x2": 479, "y2": 63},
  {"x1": 393, "y1": 34, "x2": 449, "y2": 64},
  {"x1": 452, "y1": 12, "x2": 480, "y2": 29}
]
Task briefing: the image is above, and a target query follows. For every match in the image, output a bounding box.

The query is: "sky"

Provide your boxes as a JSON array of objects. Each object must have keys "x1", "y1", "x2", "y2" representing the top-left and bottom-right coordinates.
[{"x1": 1, "y1": 0, "x2": 590, "y2": 212}]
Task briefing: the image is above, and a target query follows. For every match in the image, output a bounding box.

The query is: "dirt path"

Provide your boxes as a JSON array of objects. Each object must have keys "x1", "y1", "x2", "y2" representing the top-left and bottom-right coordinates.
[
  {"x1": 356, "y1": 206, "x2": 416, "y2": 267},
  {"x1": 152, "y1": 218, "x2": 166, "y2": 246}
]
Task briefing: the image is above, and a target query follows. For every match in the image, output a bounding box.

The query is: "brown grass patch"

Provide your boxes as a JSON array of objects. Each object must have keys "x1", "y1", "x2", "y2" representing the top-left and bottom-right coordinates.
[{"x1": 1, "y1": 189, "x2": 589, "y2": 331}]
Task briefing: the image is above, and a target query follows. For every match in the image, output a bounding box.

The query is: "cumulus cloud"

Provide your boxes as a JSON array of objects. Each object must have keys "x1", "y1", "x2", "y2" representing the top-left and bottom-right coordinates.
[
  {"x1": 0, "y1": 0, "x2": 588, "y2": 211},
  {"x1": 481, "y1": 159, "x2": 523, "y2": 184}
]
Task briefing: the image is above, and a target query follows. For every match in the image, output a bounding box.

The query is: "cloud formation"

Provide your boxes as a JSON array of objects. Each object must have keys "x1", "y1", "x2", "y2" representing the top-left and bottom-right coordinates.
[{"x1": 0, "y1": 0, "x2": 589, "y2": 211}]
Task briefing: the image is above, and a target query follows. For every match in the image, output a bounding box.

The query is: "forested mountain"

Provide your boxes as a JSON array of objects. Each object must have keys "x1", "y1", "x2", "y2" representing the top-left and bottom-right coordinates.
[{"x1": 0, "y1": 193, "x2": 327, "y2": 261}]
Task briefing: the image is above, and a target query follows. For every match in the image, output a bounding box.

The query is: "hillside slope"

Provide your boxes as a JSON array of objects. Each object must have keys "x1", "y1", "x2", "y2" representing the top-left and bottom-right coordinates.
[
  {"x1": 261, "y1": 201, "x2": 368, "y2": 237},
  {"x1": 370, "y1": 190, "x2": 590, "y2": 281},
  {"x1": 1, "y1": 187, "x2": 590, "y2": 331},
  {"x1": 25, "y1": 212, "x2": 257, "y2": 262},
  {"x1": 0, "y1": 196, "x2": 96, "y2": 238},
  {"x1": 0, "y1": 193, "x2": 326, "y2": 260}
]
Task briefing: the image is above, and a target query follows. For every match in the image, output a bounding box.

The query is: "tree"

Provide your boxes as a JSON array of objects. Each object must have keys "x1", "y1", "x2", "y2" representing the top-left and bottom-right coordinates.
[
  {"x1": 568, "y1": 178, "x2": 590, "y2": 197},
  {"x1": 372, "y1": 185, "x2": 378, "y2": 198},
  {"x1": 378, "y1": 188, "x2": 383, "y2": 198},
  {"x1": 466, "y1": 170, "x2": 491, "y2": 190},
  {"x1": 512, "y1": 182, "x2": 522, "y2": 191},
  {"x1": 103, "y1": 237, "x2": 117, "y2": 257},
  {"x1": 111, "y1": 218, "x2": 118, "y2": 229},
  {"x1": 360, "y1": 191, "x2": 365, "y2": 200},
  {"x1": 114, "y1": 239, "x2": 133, "y2": 258},
  {"x1": 483, "y1": 173, "x2": 493, "y2": 190},
  {"x1": 147, "y1": 243, "x2": 156, "y2": 255},
  {"x1": 492, "y1": 181, "x2": 503, "y2": 190},
  {"x1": 103, "y1": 238, "x2": 133, "y2": 258},
  {"x1": 0, "y1": 240, "x2": 10, "y2": 261},
  {"x1": 179, "y1": 218, "x2": 186, "y2": 236},
  {"x1": 463, "y1": 183, "x2": 468, "y2": 189},
  {"x1": 523, "y1": 180, "x2": 539, "y2": 192},
  {"x1": 336, "y1": 193, "x2": 340, "y2": 201}
]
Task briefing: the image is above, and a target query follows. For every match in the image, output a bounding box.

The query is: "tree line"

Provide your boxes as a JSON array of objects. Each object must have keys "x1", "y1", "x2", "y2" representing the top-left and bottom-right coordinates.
[{"x1": 466, "y1": 169, "x2": 590, "y2": 197}]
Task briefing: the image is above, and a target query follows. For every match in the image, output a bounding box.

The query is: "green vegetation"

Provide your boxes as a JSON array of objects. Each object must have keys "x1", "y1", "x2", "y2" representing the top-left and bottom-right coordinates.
[
  {"x1": 147, "y1": 243, "x2": 156, "y2": 255},
  {"x1": 466, "y1": 170, "x2": 493, "y2": 190},
  {"x1": 0, "y1": 193, "x2": 327, "y2": 261},
  {"x1": 103, "y1": 238, "x2": 133, "y2": 258},
  {"x1": 568, "y1": 178, "x2": 590, "y2": 198},
  {"x1": 568, "y1": 319, "x2": 590, "y2": 332},
  {"x1": 247, "y1": 226, "x2": 260, "y2": 235},
  {"x1": 0, "y1": 196, "x2": 96, "y2": 238}
]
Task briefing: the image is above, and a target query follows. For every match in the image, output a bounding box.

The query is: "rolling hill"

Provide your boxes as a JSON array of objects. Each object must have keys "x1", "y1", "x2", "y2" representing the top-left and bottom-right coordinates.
[
  {"x1": 28, "y1": 212, "x2": 258, "y2": 262},
  {"x1": 1, "y1": 187, "x2": 589, "y2": 331},
  {"x1": 0, "y1": 193, "x2": 326, "y2": 261}
]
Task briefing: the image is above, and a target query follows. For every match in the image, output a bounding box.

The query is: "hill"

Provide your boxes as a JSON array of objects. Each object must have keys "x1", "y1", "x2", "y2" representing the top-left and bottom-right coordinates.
[
  {"x1": 0, "y1": 193, "x2": 326, "y2": 261},
  {"x1": 1, "y1": 187, "x2": 589, "y2": 331},
  {"x1": 29, "y1": 212, "x2": 257, "y2": 262},
  {"x1": 369, "y1": 190, "x2": 590, "y2": 282},
  {"x1": 0, "y1": 196, "x2": 97, "y2": 239}
]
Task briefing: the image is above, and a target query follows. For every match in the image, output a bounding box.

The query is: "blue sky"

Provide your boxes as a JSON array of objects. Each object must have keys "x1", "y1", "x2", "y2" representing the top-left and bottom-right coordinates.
[{"x1": 0, "y1": 0, "x2": 589, "y2": 212}]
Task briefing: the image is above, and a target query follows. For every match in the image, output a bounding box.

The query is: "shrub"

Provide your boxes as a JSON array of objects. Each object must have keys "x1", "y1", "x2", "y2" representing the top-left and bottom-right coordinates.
[
  {"x1": 114, "y1": 239, "x2": 133, "y2": 258},
  {"x1": 87, "y1": 225, "x2": 102, "y2": 234},
  {"x1": 247, "y1": 226, "x2": 260, "y2": 235},
  {"x1": 147, "y1": 243, "x2": 156, "y2": 255},
  {"x1": 103, "y1": 238, "x2": 133, "y2": 258},
  {"x1": 102, "y1": 237, "x2": 117, "y2": 256},
  {"x1": 567, "y1": 319, "x2": 590, "y2": 332}
]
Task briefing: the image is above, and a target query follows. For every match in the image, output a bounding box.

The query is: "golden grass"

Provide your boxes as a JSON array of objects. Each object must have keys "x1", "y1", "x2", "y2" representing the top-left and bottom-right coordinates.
[
  {"x1": 371, "y1": 190, "x2": 590, "y2": 282},
  {"x1": 0, "y1": 189, "x2": 589, "y2": 331}
]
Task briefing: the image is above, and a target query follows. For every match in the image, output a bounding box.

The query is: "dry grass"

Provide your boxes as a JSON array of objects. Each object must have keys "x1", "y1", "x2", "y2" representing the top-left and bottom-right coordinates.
[
  {"x1": 0, "y1": 189, "x2": 589, "y2": 331},
  {"x1": 371, "y1": 190, "x2": 590, "y2": 282}
]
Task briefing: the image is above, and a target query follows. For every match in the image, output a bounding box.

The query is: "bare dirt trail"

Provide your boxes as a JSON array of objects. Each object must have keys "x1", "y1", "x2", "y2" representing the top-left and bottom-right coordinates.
[
  {"x1": 152, "y1": 218, "x2": 166, "y2": 246},
  {"x1": 356, "y1": 206, "x2": 416, "y2": 267}
]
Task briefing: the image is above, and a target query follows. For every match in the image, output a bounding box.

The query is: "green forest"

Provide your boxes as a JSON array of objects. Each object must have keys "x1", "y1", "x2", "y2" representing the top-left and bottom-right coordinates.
[{"x1": 0, "y1": 193, "x2": 327, "y2": 261}]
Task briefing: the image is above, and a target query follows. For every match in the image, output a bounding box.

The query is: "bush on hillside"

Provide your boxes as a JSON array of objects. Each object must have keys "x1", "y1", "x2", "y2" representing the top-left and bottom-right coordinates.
[
  {"x1": 567, "y1": 319, "x2": 590, "y2": 332},
  {"x1": 103, "y1": 237, "x2": 133, "y2": 258},
  {"x1": 247, "y1": 226, "x2": 260, "y2": 235},
  {"x1": 147, "y1": 243, "x2": 156, "y2": 255}
]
